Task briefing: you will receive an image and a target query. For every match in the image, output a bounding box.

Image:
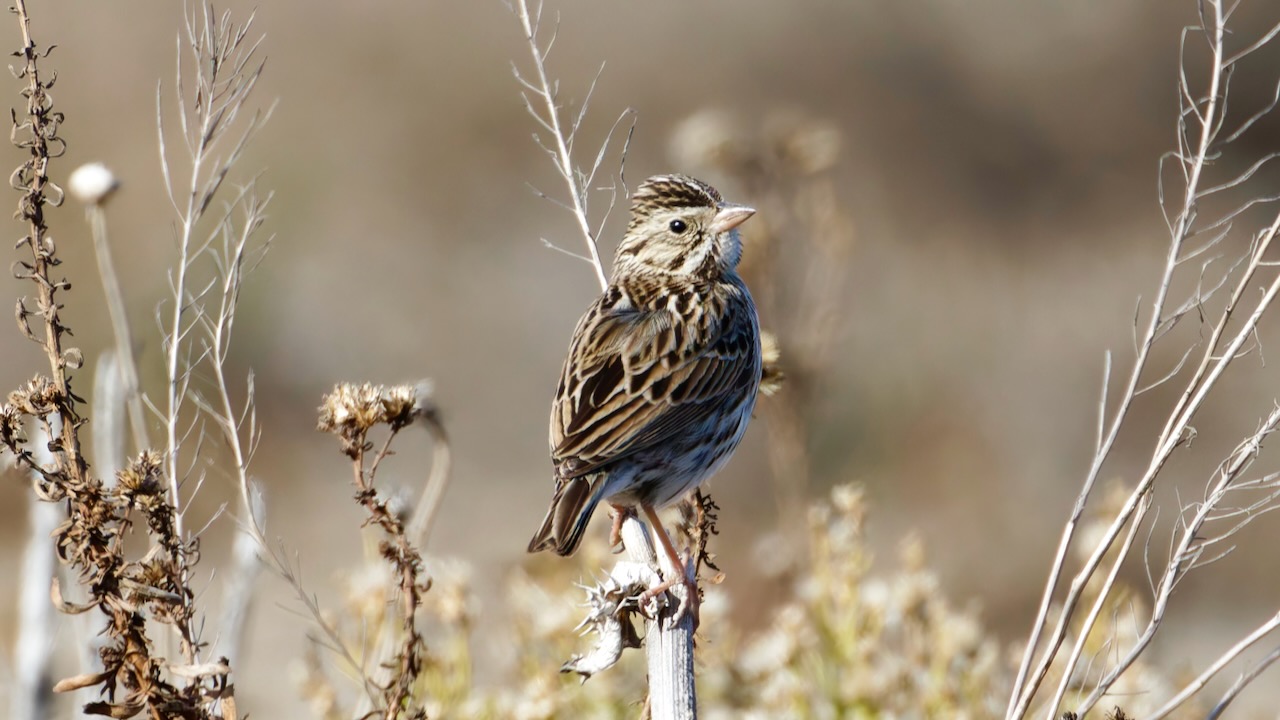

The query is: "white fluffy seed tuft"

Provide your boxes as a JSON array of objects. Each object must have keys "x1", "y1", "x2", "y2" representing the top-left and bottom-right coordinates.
[{"x1": 68, "y1": 162, "x2": 120, "y2": 205}]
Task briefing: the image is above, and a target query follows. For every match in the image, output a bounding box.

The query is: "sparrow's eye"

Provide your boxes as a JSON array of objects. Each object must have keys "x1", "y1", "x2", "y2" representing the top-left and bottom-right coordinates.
[{"x1": 669, "y1": 219, "x2": 688, "y2": 234}]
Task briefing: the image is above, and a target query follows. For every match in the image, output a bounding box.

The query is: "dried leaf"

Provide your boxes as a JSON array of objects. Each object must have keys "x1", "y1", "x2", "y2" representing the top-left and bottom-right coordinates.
[
  {"x1": 52, "y1": 670, "x2": 111, "y2": 692},
  {"x1": 50, "y1": 576, "x2": 96, "y2": 614}
]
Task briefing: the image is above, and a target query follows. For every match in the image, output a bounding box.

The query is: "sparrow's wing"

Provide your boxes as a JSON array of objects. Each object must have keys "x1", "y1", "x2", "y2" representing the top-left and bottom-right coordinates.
[{"x1": 549, "y1": 287, "x2": 757, "y2": 478}]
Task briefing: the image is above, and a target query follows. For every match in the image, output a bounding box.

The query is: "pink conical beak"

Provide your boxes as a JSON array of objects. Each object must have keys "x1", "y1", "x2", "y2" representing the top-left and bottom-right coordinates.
[{"x1": 710, "y1": 203, "x2": 756, "y2": 234}]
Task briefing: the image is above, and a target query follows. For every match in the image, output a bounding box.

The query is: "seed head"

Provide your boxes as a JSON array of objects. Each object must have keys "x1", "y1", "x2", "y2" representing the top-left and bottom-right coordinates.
[{"x1": 68, "y1": 162, "x2": 120, "y2": 205}]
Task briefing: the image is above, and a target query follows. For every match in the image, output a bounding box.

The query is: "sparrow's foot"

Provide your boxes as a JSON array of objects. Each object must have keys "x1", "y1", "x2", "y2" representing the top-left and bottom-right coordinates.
[
  {"x1": 638, "y1": 563, "x2": 700, "y2": 630},
  {"x1": 637, "y1": 502, "x2": 701, "y2": 628}
]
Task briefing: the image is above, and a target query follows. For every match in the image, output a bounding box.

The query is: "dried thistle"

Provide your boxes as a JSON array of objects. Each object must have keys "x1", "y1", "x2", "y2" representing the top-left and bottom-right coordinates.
[
  {"x1": 7, "y1": 374, "x2": 60, "y2": 417},
  {"x1": 0, "y1": 402, "x2": 25, "y2": 449},
  {"x1": 319, "y1": 381, "x2": 441, "y2": 719},
  {"x1": 318, "y1": 382, "x2": 386, "y2": 455},
  {"x1": 561, "y1": 563, "x2": 653, "y2": 679},
  {"x1": 6, "y1": 2, "x2": 241, "y2": 717}
]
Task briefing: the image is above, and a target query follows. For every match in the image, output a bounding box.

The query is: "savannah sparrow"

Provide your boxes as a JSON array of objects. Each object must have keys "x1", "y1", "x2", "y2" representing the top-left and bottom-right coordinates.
[{"x1": 528, "y1": 174, "x2": 762, "y2": 617}]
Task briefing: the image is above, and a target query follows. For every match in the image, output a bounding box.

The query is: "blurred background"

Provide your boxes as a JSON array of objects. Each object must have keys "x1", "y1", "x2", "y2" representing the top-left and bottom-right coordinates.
[{"x1": 3, "y1": 0, "x2": 1280, "y2": 715}]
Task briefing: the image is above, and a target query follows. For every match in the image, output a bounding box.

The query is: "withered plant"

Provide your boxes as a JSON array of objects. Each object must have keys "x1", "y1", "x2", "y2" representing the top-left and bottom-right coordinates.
[
  {"x1": 2, "y1": 1, "x2": 259, "y2": 717},
  {"x1": 314, "y1": 381, "x2": 451, "y2": 720}
]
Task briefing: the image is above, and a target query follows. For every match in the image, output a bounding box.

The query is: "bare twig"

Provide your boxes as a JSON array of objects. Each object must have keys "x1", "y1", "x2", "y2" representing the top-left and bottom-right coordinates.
[
  {"x1": 1148, "y1": 611, "x2": 1280, "y2": 719},
  {"x1": 511, "y1": 0, "x2": 630, "y2": 289},
  {"x1": 1007, "y1": 3, "x2": 1280, "y2": 716},
  {"x1": 157, "y1": 0, "x2": 268, "y2": 554}
]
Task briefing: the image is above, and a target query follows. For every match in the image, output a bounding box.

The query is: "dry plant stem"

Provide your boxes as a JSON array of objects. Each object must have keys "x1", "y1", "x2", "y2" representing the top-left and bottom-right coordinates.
[
  {"x1": 351, "y1": 388, "x2": 451, "y2": 719},
  {"x1": 159, "y1": 2, "x2": 268, "y2": 552},
  {"x1": 1047, "y1": 215, "x2": 1280, "y2": 718},
  {"x1": 1014, "y1": 5, "x2": 1280, "y2": 713},
  {"x1": 1147, "y1": 610, "x2": 1280, "y2": 720},
  {"x1": 351, "y1": 429, "x2": 427, "y2": 719},
  {"x1": 1043, "y1": 488, "x2": 1152, "y2": 718},
  {"x1": 8, "y1": 1, "x2": 232, "y2": 714},
  {"x1": 92, "y1": 352, "x2": 127, "y2": 479},
  {"x1": 407, "y1": 409, "x2": 452, "y2": 547},
  {"x1": 206, "y1": 191, "x2": 267, "y2": 526},
  {"x1": 205, "y1": 202, "x2": 384, "y2": 704},
  {"x1": 1071, "y1": 404, "x2": 1280, "y2": 716},
  {"x1": 10, "y1": 0, "x2": 86, "y2": 487},
  {"x1": 620, "y1": 515, "x2": 696, "y2": 720},
  {"x1": 1050, "y1": 404, "x2": 1280, "y2": 715},
  {"x1": 1007, "y1": 4, "x2": 1234, "y2": 714},
  {"x1": 218, "y1": 486, "x2": 264, "y2": 665},
  {"x1": 87, "y1": 204, "x2": 149, "y2": 453},
  {"x1": 1208, "y1": 645, "x2": 1280, "y2": 719},
  {"x1": 513, "y1": 0, "x2": 607, "y2": 289},
  {"x1": 154, "y1": 7, "x2": 268, "y2": 673}
]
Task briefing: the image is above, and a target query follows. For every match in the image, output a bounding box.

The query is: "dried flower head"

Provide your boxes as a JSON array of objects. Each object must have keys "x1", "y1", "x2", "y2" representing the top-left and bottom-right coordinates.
[
  {"x1": 381, "y1": 383, "x2": 420, "y2": 429},
  {"x1": 318, "y1": 382, "x2": 383, "y2": 433},
  {"x1": 758, "y1": 331, "x2": 785, "y2": 397},
  {"x1": 0, "y1": 403, "x2": 25, "y2": 450},
  {"x1": 318, "y1": 381, "x2": 433, "y2": 456},
  {"x1": 318, "y1": 382, "x2": 384, "y2": 456},
  {"x1": 561, "y1": 560, "x2": 655, "y2": 678},
  {"x1": 116, "y1": 450, "x2": 164, "y2": 501},
  {"x1": 7, "y1": 375, "x2": 61, "y2": 417}
]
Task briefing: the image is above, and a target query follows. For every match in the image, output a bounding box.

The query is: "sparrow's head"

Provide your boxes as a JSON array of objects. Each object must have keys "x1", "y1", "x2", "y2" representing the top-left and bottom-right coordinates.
[{"x1": 613, "y1": 174, "x2": 755, "y2": 279}]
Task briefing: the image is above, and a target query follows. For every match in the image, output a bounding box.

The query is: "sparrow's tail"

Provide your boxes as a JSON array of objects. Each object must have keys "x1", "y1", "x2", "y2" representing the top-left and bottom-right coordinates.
[{"x1": 527, "y1": 474, "x2": 607, "y2": 556}]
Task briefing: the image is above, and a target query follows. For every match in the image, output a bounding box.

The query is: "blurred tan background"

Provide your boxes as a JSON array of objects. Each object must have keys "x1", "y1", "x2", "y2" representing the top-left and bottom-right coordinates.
[{"x1": 3, "y1": 0, "x2": 1280, "y2": 715}]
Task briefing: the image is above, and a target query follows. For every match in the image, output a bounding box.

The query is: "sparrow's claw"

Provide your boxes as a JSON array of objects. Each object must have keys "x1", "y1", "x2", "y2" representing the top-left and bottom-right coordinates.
[
  {"x1": 635, "y1": 503, "x2": 701, "y2": 628},
  {"x1": 638, "y1": 570, "x2": 700, "y2": 630}
]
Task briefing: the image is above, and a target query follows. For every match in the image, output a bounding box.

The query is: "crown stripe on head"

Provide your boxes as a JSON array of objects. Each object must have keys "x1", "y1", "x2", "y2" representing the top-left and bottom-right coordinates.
[{"x1": 631, "y1": 174, "x2": 722, "y2": 215}]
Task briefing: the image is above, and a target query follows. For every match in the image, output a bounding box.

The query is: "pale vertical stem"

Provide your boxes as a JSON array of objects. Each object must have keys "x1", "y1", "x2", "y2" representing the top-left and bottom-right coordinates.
[
  {"x1": 92, "y1": 351, "x2": 126, "y2": 482},
  {"x1": 620, "y1": 515, "x2": 696, "y2": 720},
  {"x1": 407, "y1": 408, "x2": 453, "y2": 548},
  {"x1": 165, "y1": 39, "x2": 217, "y2": 544},
  {"x1": 217, "y1": 487, "x2": 265, "y2": 666},
  {"x1": 87, "y1": 205, "x2": 149, "y2": 454},
  {"x1": 11, "y1": 496, "x2": 59, "y2": 720}
]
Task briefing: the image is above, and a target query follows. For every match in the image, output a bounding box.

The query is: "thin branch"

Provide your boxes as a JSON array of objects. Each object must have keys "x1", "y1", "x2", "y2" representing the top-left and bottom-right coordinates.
[
  {"x1": 1006, "y1": 3, "x2": 1280, "y2": 715},
  {"x1": 512, "y1": 0, "x2": 608, "y2": 290},
  {"x1": 1148, "y1": 611, "x2": 1280, "y2": 719}
]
